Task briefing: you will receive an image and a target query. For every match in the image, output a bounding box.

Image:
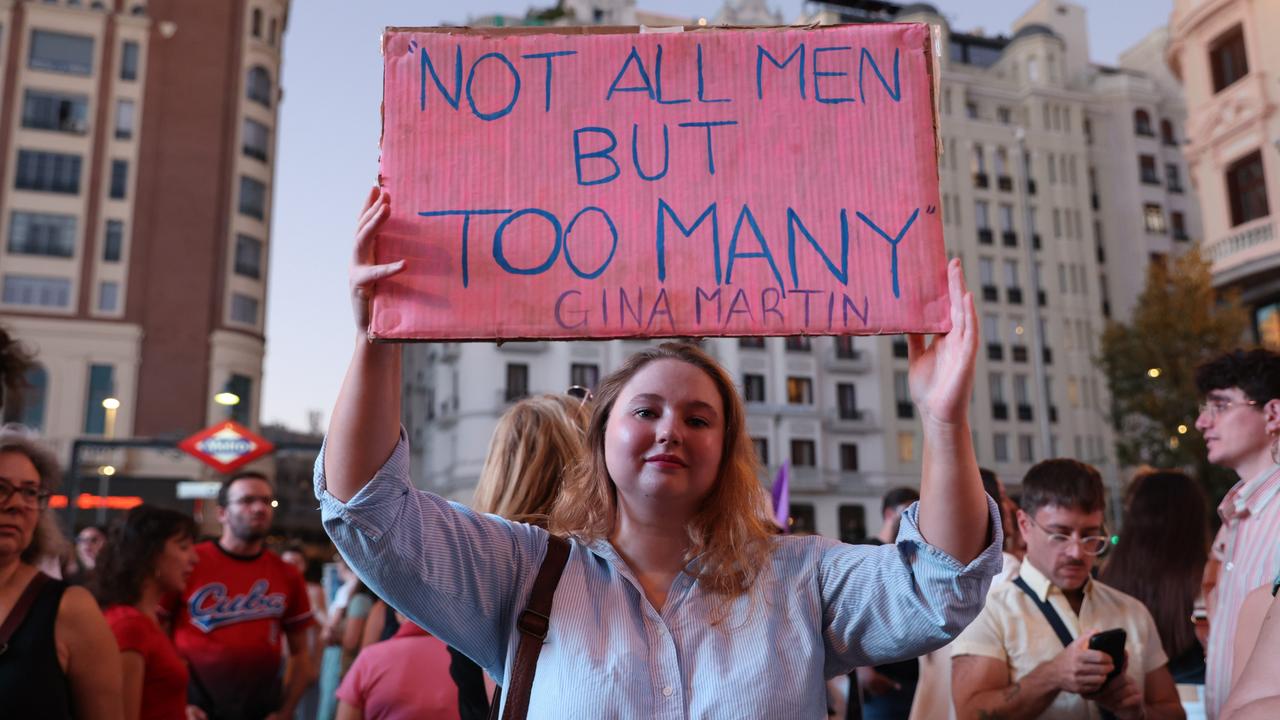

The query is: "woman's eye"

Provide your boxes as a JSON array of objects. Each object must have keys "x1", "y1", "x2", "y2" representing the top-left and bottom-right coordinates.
[
  {"x1": 688, "y1": 417, "x2": 710, "y2": 428},
  {"x1": 633, "y1": 408, "x2": 655, "y2": 418}
]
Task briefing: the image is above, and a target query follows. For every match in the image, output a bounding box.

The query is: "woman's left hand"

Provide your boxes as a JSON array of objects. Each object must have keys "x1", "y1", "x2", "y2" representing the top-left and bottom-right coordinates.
[{"x1": 907, "y1": 258, "x2": 978, "y2": 428}]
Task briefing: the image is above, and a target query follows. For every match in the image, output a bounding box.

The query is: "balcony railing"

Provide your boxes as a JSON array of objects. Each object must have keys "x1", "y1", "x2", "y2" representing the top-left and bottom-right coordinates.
[
  {"x1": 997, "y1": 175, "x2": 1013, "y2": 192},
  {"x1": 973, "y1": 172, "x2": 989, "y2": 189},
  {"x1": 1206, "y1": 217, "x2": 1276, "y2": 263},
  {"x1": 978, "y1": 228, "x2": 994, "y2": 245},
  {"x1": 1001, "y1": 231, "x2": 1018, "y2": 247}
]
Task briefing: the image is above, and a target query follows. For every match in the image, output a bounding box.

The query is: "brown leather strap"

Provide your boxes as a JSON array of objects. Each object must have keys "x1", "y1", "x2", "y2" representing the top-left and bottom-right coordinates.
[
  {"x1": 0, "y1": 571, "x2": 50, "y2": 656},
  {"x1": 492, "y1": 534, "x2": 570, "y2": 720}
]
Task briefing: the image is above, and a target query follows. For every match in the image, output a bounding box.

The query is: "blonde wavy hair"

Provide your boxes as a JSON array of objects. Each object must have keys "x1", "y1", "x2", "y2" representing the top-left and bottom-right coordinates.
[
  {"x1": 549, "y1": 342, "x2": 777, "y2": 598},
  {"x1": 472, "y1": 394, "x2": 588, "y2": 527}
]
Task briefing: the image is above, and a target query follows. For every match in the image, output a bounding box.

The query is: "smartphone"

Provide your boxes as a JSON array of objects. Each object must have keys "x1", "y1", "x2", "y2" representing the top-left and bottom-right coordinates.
[{"x1": 1088, "y1": 628, "x2": 1128, "y2": 683}]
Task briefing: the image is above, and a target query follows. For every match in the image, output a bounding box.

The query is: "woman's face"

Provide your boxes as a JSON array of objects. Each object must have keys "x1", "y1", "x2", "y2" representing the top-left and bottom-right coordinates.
[
  {"x1": 153, "y1": 533, "x2": 198, "y2": 594},
  {"x1": 0, "y1": 451, "x2": 43, "y2": 561},
  {"x1": 604, "y1": 359, "x2": 725, "y2": 517}
]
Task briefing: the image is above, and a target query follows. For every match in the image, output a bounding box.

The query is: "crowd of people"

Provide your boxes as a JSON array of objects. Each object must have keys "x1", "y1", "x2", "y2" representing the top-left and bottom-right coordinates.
[{"x1": 0, "y1": 190, "x2": 1277, "y2": 719}]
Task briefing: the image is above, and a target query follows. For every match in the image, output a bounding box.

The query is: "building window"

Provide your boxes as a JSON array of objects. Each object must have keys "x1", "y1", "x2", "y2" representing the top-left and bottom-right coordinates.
[
  {"x1": 239, "y1": 176, "x2": 267, "y2": 219},
  {"x1": 83, "y1": 364, "x2": 115, "y2": 434},
  {"x1": 789, "y1": 503, "x2": 816, "y2": 534},
  {"x1": 251, "y1": 7, "x2": 263, "y2": 38},
  {"x1": 993, "y1": 433, "x2": 1009, "y2": 462},
  {"x1": 8, "y1": 211, "x2": 76, "y2": 258},
  {"x1": 739, "y1": 337, "x2": 765, "y2": 349},
  {"x1": 230, "y1": 293, "x2": 259, "y2": 325},
  {"x1": 897, "y1": 431, "x2": 914, "y2": 463},
  {"x1": 103, "y1": 220, "x2": 124, "y2": 262},
  {"x1": 1171, "y1": 211, "x2": 1188, "y2": 240},
  {"x1": 234, "y1": 234, "x2": 262, "y2": 278},
  {"x1": 786, "y1": 376, "x2": 813, "y2": 405},
  {"x1": 97, "y1": 281, "x2": 119, "y2": 313},
  {"x1": 1143, "y1": 203, "x2": 1167, "y2": 233},
  {"x1": 570, "y1": 363, "x2": 599, "y2": 391},
  {"x1": 839, "y1": 443, "x2": 859, "y2": 472},
  {"x1": 752, "y1": 437, "x2": 769, "y2": 466},
  {"x1": 114, "y1": 100, "x2": 135, "y2": 140},
  {"x1": 838, "y1": 504, "x2": 866, "y2": 543},
  {"x1": 29, "y1": 30, "x2": 94, "y2": 75},
  {"x1": 1, "y1": 275, "x2": 71, "y2": 308},
  {"x1": 1133, "y1": 109, "x2": 1153, "y2": 136},
  {"x1": 1, "y1": 365, "x2": 48, "y2": 430},
  {"x1": 835, "y1": 336, "x2": 857, "y2": 359},
  {"x1": 743, "y1": 373, "x2": 766, "y2": 403},
  {"x1": 996, "y1": 106, "x2": 1012, "y2": 125},
  {"x1": 1160, "y1": 119, "x2": 1176, "y2": 145},
  {"x1": 15, "y1": 150, "x2": 81, "y2": 194},
  {"x1": 1226, "y1": 150, "x2": 1270, "y2": 226},
  {"x1": 227, "y1": 373, "x2": 253, "y2": 425},
  {"x1": 837, "y1": 383, "x2": 859, "y2": 419},
  {"x1": 247, "y1": 65, "x2": 272, "y2": 108},
  {"x1": 109, "y1": 160, "x2": 128, "y2": 200},
  {"x1": 974, "y1": 200, "x2": 989, "y2": 230},
  {"x1": 1210, "y1": 25, "x2": 1248, "y2": 93},
  {"x1": 1139, "y1": 155, "x2": 1159, "y2": 184},
  {"x1": 268, "y1": 17, "x2": 278, "y2": 46},
  {"x1": 120, "y1": 41, "x2": 139, "y2": 81},
  {"x1": 1166, "y1": 164, "x2": 1183, "y2": 192},
  {"x1": 965, "y1": 101, "x2": 978, "y2": 119},
  {"x1": 791, "y1": 439, "x2": 816, "y2": 467},
  {"x1": 505, "y1": 363, "x2": 529, "y2": 402},
  {"x1": 21, "y1": 89, "x2": 88, "y2": 134},
  {"x1": 785, "y1": 336, "x2": 811, "y2": 352},
  {"x1": 1017, "y1": 434, "x2": 1034, "y2": 463},
  {"x1": 894, "y1": 371, "x2": 912, "y2": 419},
  {"x1": 243, "y1": 118, "x2": 270, "y2": 162}
]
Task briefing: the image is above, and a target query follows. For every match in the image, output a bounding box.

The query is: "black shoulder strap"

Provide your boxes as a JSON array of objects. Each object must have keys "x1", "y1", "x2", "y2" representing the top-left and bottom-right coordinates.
[
  {"x1": 488, "y1": 534, "x2": 571, "y2": 720},
  {"x1": 0, "y1": 571, "x2": 50, "y2": 656},
  {"x1": 1013, "y1": 575, "x2": 1075, "y2": 647}
]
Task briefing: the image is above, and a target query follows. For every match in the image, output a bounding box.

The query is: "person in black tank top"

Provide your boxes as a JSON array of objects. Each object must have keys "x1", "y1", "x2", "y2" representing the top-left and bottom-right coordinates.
[
  {"x1": 0, "y1": 573, "x2": 74, "y2": 718},
  {"x1": 0, "y1": 426, "x2": 123, "y2": 718}
]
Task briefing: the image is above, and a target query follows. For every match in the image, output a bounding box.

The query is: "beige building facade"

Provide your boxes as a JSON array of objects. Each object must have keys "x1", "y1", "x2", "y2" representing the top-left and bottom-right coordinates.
[
  {"x1": 0, "y1": 0, "x2": 288, "y2": 473},
  {"x1": 1169, "y1": 0, "x2": 1280, "y2": 345}
]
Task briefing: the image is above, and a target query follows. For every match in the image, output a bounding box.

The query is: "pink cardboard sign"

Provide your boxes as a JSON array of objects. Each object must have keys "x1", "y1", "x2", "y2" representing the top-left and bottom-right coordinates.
[{"x1": 372, "y1": 24, "x2": 948, "y2": 341}]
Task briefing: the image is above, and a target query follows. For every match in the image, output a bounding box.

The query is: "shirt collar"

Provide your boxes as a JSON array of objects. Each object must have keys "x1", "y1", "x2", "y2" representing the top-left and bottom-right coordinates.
[
  {"x1": 1019, "y1": 557, "x2": 1090, "y2": 601},
  {"x1": 1219, "y1": 463, "x2": 1280, "y2": 523}
]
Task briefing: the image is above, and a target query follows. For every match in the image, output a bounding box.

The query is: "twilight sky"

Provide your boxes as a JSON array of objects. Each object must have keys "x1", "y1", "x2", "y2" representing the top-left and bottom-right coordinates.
[{"x1": 262, "y1": 0, "x2": 1173, "y2": 430}]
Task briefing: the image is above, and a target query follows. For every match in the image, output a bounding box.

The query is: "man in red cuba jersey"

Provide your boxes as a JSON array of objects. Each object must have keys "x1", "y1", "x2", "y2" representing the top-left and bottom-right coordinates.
[{"x1": 170, "y1": 471, "x2": 314, "y2": 720}]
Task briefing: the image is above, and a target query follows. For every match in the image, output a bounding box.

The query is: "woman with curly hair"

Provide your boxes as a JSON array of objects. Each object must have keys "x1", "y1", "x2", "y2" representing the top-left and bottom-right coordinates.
[
  {"x1": 94, "y1": 505, "x2": 199, "y2": 720},
  {"x1": 316, "y1": 189, "x2": 1003, "y2": 717}
]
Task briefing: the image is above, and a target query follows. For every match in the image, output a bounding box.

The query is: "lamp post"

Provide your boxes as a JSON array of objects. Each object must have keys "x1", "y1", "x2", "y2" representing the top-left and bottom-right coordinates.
[
  {"x1": 214, "y1": 388, "x2": 241, "y2": 419},
  {"x1": 101, "y1": 397, "x2": 120, "y2": 439}
]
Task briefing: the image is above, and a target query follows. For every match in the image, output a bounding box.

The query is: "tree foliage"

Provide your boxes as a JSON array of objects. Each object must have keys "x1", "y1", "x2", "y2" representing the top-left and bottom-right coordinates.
[{"x1": 1098, "y1": 247, "x2": 1249, "y2": 501}]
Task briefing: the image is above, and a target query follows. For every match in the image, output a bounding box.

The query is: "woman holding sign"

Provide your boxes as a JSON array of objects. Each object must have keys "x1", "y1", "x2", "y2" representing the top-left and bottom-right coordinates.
[{"x1": 316, "y1": 187, "x2": 1002, "y2": 718}]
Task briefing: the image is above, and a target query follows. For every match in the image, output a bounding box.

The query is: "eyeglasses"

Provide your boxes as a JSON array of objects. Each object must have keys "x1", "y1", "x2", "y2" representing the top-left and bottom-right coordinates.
[
  {"x1": 1198, "y1": 398, "x2": 1259, "y2": 419},
  {"x1": 230, "y1": 495, "x2": 275, "y2": 508},
  {"x1": 0, "y1": 478, "x2": 51, "y2": 509},
  {"x1": 1025, "y1": 515, "x2": 1110, "y2": 555},
  {"x1": 566, "y1": 385, "x2": 594, "y2": 405}
]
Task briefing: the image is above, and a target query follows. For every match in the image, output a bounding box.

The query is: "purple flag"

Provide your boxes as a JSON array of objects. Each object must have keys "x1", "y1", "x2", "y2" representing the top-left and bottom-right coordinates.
[{"x1": 771, "y1": 461, "x2": 791, "y2": 533}]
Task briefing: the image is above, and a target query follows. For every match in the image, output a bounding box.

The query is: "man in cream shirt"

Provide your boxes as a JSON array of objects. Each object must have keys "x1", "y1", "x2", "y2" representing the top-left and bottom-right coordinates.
[{"x1": 951, "y1": 459, "x2": 1184, "y2": 719}]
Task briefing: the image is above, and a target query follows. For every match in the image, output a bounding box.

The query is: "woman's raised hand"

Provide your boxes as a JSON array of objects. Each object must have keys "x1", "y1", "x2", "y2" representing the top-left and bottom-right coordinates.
[
  {"x1": 350, "y1": 186, "x2": 405, "y2": 331},
  {"x1": 906, "y1": 258, "x2": 979, "y2": 428}
]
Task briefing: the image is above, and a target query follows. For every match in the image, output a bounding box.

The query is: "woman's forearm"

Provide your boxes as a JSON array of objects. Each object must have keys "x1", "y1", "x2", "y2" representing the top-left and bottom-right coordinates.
[
  {"x1": 918, "y1": 416, "x2": 989, "y2": 563},
  {"x1": 323, "y1": 335, "x2": 402, "y2": 502}
]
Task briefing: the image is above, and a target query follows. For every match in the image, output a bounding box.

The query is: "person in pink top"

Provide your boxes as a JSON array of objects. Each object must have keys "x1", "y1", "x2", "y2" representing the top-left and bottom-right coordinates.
[
  {"x1": 94, "y1": 505, "x2": 200, "y2": 720},
  {"x1": 336, "y1": 615, "x2": 460, "y2": 720}
]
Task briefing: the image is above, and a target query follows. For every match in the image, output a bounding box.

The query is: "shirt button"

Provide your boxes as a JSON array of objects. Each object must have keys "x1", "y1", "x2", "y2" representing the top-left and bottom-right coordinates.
[{"x1": 662, "y1": 686, "x2": 673, "y2": 697}]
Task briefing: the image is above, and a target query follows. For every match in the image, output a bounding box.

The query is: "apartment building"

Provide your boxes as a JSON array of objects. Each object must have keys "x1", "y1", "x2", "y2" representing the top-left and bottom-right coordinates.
[
  {"x1": 402, "y1": 0, "x2": 1195, "y2": 539},
  {"x1": 0, "y1": 0, "x2": 289, "y2": 460}
]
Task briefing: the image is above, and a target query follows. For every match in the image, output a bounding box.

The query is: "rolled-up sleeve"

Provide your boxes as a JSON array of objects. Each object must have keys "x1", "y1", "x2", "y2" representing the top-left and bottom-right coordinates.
[
  {"x1": 820, "y1": 496, "x2": 1004, "y2": 673},
  {"x1": 314, "y1": 429, "x2": 547, "y2": 681}
]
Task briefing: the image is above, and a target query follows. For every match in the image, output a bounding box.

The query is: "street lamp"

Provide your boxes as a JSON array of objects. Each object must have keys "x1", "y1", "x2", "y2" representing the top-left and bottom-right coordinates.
[
  {"x1": 214, "y1": 391, "x2": 240, "y2": 406},
  {"x1": 101, "y1": 397, "x2": 120, "y2": 439},
  {"x1": 1147, "y1": 368, "x2": 1162, "y2": 378}
]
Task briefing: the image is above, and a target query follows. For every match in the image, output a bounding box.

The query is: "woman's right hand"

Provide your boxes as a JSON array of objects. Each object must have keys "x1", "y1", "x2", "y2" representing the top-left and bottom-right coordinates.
[{"x1": 350, "y1": 185, "x2": 406, "y2": 332}]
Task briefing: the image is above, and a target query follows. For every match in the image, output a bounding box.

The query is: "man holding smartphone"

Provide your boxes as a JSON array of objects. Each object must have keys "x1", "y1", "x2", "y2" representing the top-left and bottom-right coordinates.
[{"x1": 950, "y1": 460, "x2": 1184, "y2": 719}]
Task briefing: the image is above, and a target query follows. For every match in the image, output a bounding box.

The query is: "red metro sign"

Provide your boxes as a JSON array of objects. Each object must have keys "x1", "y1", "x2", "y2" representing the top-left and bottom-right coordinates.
[{"x1": 179, "y1": 421, "x2": 275, "y2": 474}]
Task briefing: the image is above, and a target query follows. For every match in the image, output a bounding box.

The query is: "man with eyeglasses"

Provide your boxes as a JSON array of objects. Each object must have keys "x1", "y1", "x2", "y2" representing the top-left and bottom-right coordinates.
[
  {"x1": 1193, "y1": 349, "x2": 1280, "y2": 719},
  {"x1": 167, "y1": 471, "x2": 315, "y2": 720},
  {"x1": 951, "y1": 459, "x2": 1183, "y2": 719}
]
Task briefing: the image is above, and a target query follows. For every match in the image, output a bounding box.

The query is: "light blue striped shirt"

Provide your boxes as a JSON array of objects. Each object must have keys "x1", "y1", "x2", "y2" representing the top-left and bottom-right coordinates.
[{"x1": 315, "y1": 432, "x2": 1003, "y2": 719}]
